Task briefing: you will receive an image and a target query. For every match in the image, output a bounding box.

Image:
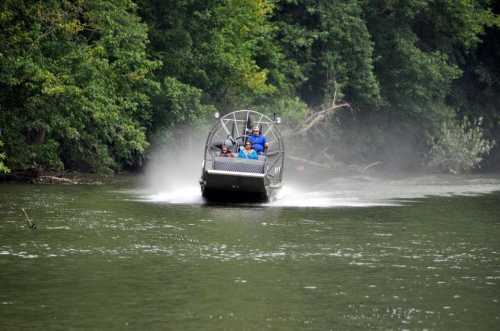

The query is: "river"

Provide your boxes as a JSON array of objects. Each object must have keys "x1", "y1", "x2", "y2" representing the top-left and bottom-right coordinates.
[{"x1": 1, "y1": 174, "x2": 499, "y2": 330}]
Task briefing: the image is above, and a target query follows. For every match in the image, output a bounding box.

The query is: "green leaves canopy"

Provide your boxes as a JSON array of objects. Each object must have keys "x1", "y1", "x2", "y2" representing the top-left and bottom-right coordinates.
[
  {"x1": 0, "y1": 0, "x2": 158, "y2": 171},
  {"x1": 0, "y1": 0, "x2": 499, "y2": 173}
]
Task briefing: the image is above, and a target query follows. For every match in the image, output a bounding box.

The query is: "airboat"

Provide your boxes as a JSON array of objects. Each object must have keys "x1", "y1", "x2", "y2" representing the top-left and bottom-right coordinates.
[{"x1": 200, "y1": 110, "x2": 284, "y2": 202}]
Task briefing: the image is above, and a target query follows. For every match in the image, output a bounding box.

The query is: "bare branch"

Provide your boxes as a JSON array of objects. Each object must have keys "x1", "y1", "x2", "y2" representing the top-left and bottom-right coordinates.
[
  {"x1": 287, "y1": 154, "x2": 334, "y2": 169},
  {"x1": 296, "y1": 102, "x2": 350, "y2": 136}
]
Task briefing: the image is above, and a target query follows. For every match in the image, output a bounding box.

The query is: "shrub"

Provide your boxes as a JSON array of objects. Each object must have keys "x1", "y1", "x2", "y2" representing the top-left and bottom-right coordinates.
[
  {"x1": 0, "y1": 140, "x2": 9, "y2": 174},
  {"x1": 428, "y1": 117, "x2": 495, "y2": 173}
]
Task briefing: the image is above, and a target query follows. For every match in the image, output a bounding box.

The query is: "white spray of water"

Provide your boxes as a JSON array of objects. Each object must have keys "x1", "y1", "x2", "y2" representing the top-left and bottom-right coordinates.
[
  {"x1": 141, "y1": 128, "x2": 206, "y2": 204},
  {"x1": 139, "y1": 129, "x2": 500, "y2": 207},
  {"x1": 267, "y1": 175, "x2": 500, "y2": 207}
]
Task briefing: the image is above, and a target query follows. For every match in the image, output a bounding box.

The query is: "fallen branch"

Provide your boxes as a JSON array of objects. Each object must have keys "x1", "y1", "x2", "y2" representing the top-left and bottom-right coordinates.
[
  {"x1": 21, "y1": 208, "x2": 37, "y2": 230},
  {"x1": 288, "y1": 153, "x2": 384, "y2": 175},
  {"x1": 321, "y1": 146, "x2": 334, "y2": 162},
  {"x1": 287, "y1": 154, "x2": 335, "y2": 169},
  {"x1": 361, "y1": 161, "x2": 382, "y2": 173},
  {"x1": 35, "y1": 176, "x2": 78, "y2": 184}
]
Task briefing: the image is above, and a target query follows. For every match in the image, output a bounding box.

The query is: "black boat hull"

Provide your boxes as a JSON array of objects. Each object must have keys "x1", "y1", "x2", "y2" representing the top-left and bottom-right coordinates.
[{"x1": 201, "y1": 170, "x2": 271, "y2": 202}]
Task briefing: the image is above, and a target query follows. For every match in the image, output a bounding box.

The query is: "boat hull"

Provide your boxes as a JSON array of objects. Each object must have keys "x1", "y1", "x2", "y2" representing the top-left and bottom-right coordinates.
[{"x1": 201, "y1": 170, "x2": 270, "y2": 202}]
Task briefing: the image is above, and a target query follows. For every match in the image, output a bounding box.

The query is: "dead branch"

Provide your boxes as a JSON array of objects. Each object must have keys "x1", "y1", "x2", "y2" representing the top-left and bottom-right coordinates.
[
  {"x1": 321, "y1": 146, "x2": 334, "y2": 162},
  {"x1": 21, "y1": 208, "x2": 37, "y2": 230},
  {"x1": 35, "y1": 176, "x2": 78, "y2": 184},
  {"x1": 288, "y1": 153, "x2": 383, "y2": 175},
  {"x1": 361, "y1": 161, "x2": 382, "y2": 173},
  {"x1": 294, "y1": 77, "x2": 353, "y2": 136},
  {"x1": 296, "y1": 102, "x2": 351, "y2": 136},
  {"x1": 287, "y1": 154, "x2": 334, "y2": 169}
]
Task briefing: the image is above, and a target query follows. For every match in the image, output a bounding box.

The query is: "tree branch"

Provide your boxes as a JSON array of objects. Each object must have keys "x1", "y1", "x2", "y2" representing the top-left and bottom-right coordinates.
[{"x1": 296, "y1": 102, "x2": 350, "y2": 136}]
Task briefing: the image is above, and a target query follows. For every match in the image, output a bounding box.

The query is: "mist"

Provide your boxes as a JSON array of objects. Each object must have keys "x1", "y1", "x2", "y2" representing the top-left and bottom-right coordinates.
[{"x1": 141, "y1": 126, "x2": 208, "y2": 204}]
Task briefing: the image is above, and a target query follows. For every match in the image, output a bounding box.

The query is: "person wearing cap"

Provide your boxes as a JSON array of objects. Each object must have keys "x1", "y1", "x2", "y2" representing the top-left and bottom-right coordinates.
[
  {"x1": 248, "y1": 126, "x2": 268, "y2": 154},
  {"x1": 238, "y1": 141, "x2": 258, "y2": 160}
]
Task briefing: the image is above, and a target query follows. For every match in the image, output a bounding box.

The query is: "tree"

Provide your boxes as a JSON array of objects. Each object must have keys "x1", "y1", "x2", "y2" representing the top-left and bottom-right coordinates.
[
  {"x1": 337, "y1": 0, "x2": 498, "y2": 167},
  {"x1": 274, "y1": 0, "x2": 380, "y2": 108},
  {"x1": 271, "y1": 0, "x2": 499, "y2": 169},
  {"x1": 0, "y1": 0, "x2": 158, "y2": 172},
  {"x1": 139, "y1": 0, "x2": 281, "y2": 116},
  {"x1": 447, "y1": 2, "x2": 500, "y2": 168}
]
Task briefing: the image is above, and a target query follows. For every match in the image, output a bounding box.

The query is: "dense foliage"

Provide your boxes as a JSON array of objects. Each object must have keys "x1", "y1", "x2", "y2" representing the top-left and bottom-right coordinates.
[
  {"x1": 0, "y1": 0, "x2": 158, "y2": 172},
  {"x1": 1, "y1": 0, "x2": 499, "y2": 174}
]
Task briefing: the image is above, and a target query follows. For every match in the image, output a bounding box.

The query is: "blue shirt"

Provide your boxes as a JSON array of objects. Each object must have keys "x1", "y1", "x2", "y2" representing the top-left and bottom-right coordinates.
[
  {"x1": 238, "y1": 147, "x2": 258, "y2": 160},
  {"x1": 248, "y1": 134, "x2": 266, "y2": 154}
]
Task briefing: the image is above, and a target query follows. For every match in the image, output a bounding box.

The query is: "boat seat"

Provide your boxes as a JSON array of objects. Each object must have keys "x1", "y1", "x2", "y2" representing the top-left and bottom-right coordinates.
[{"x1": 213, "y1": 156, "x2": 265, "y2": 174}]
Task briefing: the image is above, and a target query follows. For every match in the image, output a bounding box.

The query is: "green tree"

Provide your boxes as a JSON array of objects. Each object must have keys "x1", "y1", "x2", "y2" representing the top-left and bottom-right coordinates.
[
  {"x1": 447, "y1": 2, "x2": 500, "y2": 168},
  {"x1": 274, "y1": 0, "x2": 380, "y2": 108},
  {"x1": 337, "y1": 0, "x2": 498, "y2": 167},
  {"x1": 139, "y1": 0, "x2": 281, "y2": 117},
  {"x1": 0, "y1": 0, "x2": 158, "y2": 172}
]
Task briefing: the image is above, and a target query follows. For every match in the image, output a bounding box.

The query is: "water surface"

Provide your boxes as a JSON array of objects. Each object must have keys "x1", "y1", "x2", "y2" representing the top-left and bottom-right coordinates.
[{"x1": 1, "y1": 175, "x2": 499, "y2": 330}]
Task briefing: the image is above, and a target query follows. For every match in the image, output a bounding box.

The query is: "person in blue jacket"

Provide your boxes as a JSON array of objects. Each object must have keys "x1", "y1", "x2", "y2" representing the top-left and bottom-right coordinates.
[
  {"x1": 248, "y1": 126, "x2": 268, "y2": 154},
  {"x1": 238, "y1": 141, "x2": 258, "y2": 160}
]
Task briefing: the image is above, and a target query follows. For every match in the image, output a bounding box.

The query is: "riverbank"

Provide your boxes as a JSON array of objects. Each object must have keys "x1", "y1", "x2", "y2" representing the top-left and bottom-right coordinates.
[{"x1": 0, "y1": 170, "x2": 137, "y2": 185}]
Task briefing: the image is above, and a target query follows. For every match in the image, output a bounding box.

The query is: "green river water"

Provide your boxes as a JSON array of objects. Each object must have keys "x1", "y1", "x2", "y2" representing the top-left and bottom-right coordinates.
[{"x1": 1, "y1": 175, "x2": 499, "y2": 330}]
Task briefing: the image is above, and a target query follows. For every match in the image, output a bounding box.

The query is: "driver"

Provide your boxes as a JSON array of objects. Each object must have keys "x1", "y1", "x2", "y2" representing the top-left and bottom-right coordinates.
[{"x1": 248, "y1": 126, "x2": 268, "y2": 154}]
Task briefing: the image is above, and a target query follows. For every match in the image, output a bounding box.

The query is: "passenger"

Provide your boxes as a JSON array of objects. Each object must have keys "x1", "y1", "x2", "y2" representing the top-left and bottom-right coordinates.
[
  {"x1": 248, "y1": 126, "x2": 268, "y2": 154},
  {"x1": 219, "y1": 145, "x2": 234, "y2": 157},
  {"x1": 238, "y1": 141, "x2": 258, "y2": 160}
]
